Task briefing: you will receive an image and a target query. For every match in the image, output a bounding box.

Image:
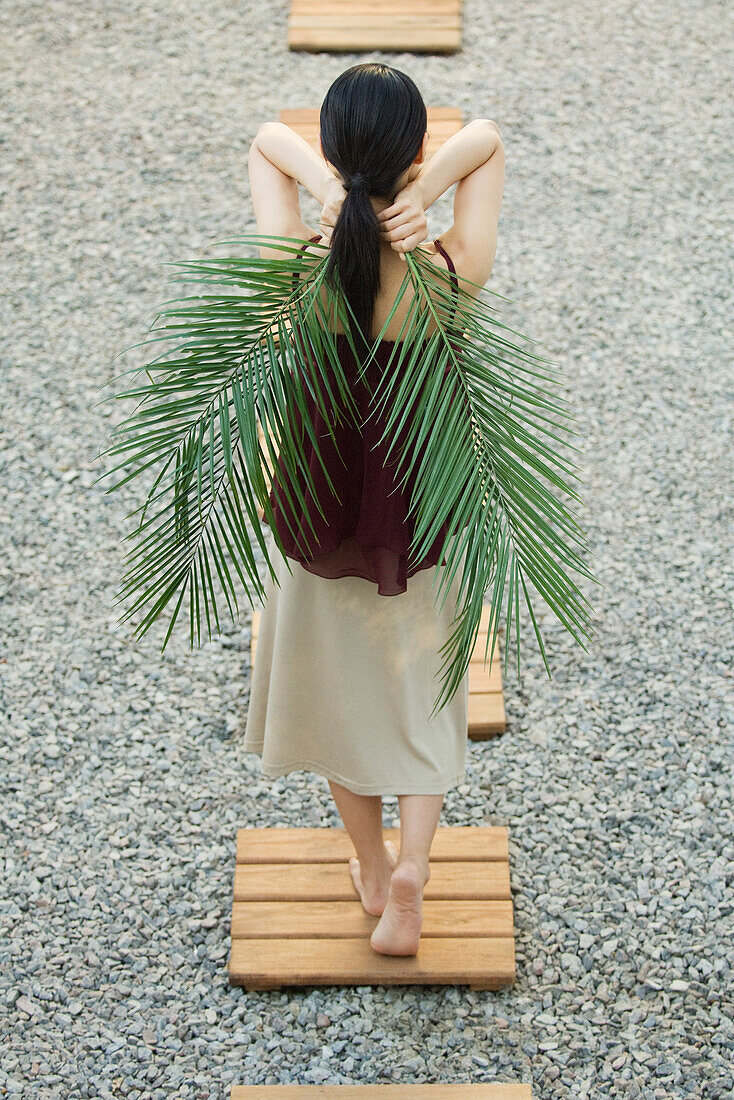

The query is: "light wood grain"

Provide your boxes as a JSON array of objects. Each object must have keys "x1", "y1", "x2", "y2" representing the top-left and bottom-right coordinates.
[
  {"x1": 233, "y1": 860, "x2": 511, "y2": 902},
  {"x1": 468, "y1": 692, "x2": 506, "y2": 739},
  {"x1": 231, "y1": 898, "x2": 514, "y2": 938},
  {"x1": 228, "y1": 826, "x2": 516, "y2": 990},
  {"x1": 229, "y1": 934, "x2": 515, "y2": 989},
  {"x1": 236, "y1": 825, "x2": 509, "y2": 863},
  {"x1": 287, "y1": 0, "x2": 462, "y2": 54}
]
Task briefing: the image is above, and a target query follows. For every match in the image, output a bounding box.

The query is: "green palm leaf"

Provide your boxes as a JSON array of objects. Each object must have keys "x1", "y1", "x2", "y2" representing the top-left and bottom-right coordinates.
[
  {"x1": 375, "y1": 244, "x2": 597, "y2": 714},
  {"x1": 99, "y1": 232, "x2": 597, "y2": 716}
]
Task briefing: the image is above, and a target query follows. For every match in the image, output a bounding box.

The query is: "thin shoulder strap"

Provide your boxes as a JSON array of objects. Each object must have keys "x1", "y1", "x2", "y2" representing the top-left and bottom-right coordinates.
[
  {"x1": 433, "y1": 238, "x2": 459, "y2": 325},
  {"x1": 432, "y1": 237, "x2": 455, "y2": 275},
  {"x1": 291, "y1": 233, "x2": 323, "y2": 293}
]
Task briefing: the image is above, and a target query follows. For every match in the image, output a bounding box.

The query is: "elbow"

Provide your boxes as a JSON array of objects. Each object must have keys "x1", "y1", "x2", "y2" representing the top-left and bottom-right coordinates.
[
  {"x1": 251, "y1": 120, "x2": 280, "y2": 148},
  {"x1": 473, "y1": 118, "x2": 502, "y2": 139}
]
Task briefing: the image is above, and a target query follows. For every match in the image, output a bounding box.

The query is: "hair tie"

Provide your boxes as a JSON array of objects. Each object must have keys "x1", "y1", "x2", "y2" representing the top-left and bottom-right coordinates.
[{"x1": 346, "y1": 172, "x2": 369, "y2": 192}]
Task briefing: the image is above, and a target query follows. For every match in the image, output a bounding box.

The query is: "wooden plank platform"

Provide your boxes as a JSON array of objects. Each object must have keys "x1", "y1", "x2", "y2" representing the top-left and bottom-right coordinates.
[
  {"x1": 229, "y1": 826, "x2": 515, "y2": 990},
  {"x1": 287, "y1": 0, "x2": 463, "y2": 54},
  {"x1": 250, "y1": 602, "x2": 506, "y2": 741},
  {"x1": 280, "y1": 107, "x2": 463, "y2": 161},
  {"x1": 233, "y1": 1086, "x2": 532, "y2": 1098}
]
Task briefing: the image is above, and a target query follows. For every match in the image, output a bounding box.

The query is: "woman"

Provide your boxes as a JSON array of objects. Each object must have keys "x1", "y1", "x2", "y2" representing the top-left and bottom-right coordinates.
[{"x1": 243, "y1": 63, "x2": 504, "y2": 956}]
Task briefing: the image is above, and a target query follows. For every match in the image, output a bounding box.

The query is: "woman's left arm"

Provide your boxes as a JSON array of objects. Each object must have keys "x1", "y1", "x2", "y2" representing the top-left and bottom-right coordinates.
[{"x1": 248, "y1": 122, "x2": 336, "y2": 254}]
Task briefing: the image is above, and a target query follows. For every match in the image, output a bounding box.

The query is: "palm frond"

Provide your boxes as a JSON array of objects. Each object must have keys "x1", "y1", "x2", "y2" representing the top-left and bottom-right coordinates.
[
  {"x1": 99, "y1": 232, "x2": 597, "y2": 715},
  {"x1": 378, "y1": 245, "x2": 597, "y2": 714}
]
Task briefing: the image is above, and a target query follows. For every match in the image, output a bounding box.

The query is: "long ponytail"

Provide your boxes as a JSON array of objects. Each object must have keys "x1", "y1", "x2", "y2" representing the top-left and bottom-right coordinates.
[
  {"x1": 327, "y1": 175, "x2": 381, "y2": 353},
  {"x1": 319, "y1": 64, "x2": 427, "y2": 353}
]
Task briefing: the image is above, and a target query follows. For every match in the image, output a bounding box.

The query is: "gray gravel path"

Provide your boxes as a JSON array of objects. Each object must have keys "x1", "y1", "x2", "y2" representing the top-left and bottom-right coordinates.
[{"x1": 2, "y1": 0, "x2": 732, "y2": 1097}]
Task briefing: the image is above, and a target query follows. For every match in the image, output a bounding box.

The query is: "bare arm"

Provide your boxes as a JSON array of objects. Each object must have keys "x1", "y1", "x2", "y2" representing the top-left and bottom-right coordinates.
[
  {"x1": 378, "y1": 119, "x2": 505, "y2": 285},
  {"x1": 248, "y1": 122, "x2": 346, "y2": 255}
]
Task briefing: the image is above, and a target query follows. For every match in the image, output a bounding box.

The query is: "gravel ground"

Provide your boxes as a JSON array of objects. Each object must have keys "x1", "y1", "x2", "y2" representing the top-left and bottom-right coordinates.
[{"x1": 2, "y1": 0, "x2": 732, "y2": 1096}]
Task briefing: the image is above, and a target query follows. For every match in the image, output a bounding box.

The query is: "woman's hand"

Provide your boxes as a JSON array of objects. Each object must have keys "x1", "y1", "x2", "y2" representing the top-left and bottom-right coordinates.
[
  {"x1": 376, "y1": 179, "x2": 428, "y2": 261},
  {"x1": 319, "y1": 176, "x2": 348, "y2": 242}
]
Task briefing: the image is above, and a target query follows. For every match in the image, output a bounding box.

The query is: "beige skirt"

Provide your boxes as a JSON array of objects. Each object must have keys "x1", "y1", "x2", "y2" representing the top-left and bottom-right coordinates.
[{"x1": 241, "y1": 529, "x2": 469, "y2": 796}]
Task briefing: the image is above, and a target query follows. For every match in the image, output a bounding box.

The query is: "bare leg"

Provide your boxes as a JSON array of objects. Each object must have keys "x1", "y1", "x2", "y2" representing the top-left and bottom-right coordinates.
[
  {"x1": 328, "y1": 780, "x2": 398, "y2": 915},
  {"x1": 370, "y1": 792, "x2": 444, "y2": 956}
]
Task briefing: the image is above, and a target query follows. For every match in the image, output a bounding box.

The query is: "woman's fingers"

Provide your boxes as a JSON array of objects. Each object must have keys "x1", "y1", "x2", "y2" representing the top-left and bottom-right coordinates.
[
  {"x1": 393, "y1": 227, "x2": 428, "y2": 256},
  {"x1": 380, "y1": 215, "x2": 423, "y2": 242},
  {"x1": 380, "y1": 216, "x2": 415, "y2": 238},
  {"x1": 377, "y1": 199, "x2": 412, "y2": 225},
  {"x1": 378, "y1": 211, "x2": 411, "y2": 231},
  {"x1": 376, "y1": 200, "x2": 427, "y2": 257}
]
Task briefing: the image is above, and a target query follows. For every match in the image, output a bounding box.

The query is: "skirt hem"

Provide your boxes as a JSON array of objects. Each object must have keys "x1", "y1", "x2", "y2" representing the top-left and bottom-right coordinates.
[{"x1": 241, "y1": 744, "x2": 466, "y2": 796}]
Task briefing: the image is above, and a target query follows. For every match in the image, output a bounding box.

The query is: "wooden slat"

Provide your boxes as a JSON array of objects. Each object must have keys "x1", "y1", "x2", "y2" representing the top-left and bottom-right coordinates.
[
  {"x1": 287, "y1": 0, "x2": 462, "y2": 54},
  {"x1": 234, "y1": 860, "x2": 511, "y2": 902},
  {"x1": 287, "y1": 32, "x2": 459, "y2": 57},
  {"x1": 233, "y1": 1085, "x2": 532, "y2": 1098},
  {"x1": 229, "y1": 934, "x2": 515, "y2": 989},
  {"x1": 228, "y1": 826, "x2": 515, "y2": 990},
  {"x1": 280, "y1": 107, "x2": 463, "y2": 158},
  {"x1": 236, "y1": 825, "x2": 508, "y2": 863},
  {"x1": 469, "y1": 660, "x2": 501, "y2": 692},
  {"x1": 468, "y1": 691, "x2": 506, "y2": 740},
  {"x1": 232, "y1": 898, "x2": 514, "y2": 938}
]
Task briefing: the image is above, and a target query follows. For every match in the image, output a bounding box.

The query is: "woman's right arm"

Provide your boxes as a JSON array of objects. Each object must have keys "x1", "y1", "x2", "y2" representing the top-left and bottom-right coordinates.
[{"x1": 378, "y1": 119, "x2": 504, "y2": 286}]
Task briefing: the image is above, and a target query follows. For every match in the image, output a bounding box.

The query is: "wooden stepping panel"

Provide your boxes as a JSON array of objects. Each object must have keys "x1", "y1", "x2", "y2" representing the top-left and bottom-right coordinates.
[
  {"x1": 229, "y1": 826, "x2": 515, "y2": 990},
  {"x1": 287, "y1": 0, "x2": 463, "y2": 54},
  {"x1": 281, "y1": 107, "x2": 463, "y2": 160},
  {"x1": 233, "y1": 1086, "x2": 532, "y2": 1098},
  {"x1": 250, "y1": 601, "x2": 506, "y2": 741}
]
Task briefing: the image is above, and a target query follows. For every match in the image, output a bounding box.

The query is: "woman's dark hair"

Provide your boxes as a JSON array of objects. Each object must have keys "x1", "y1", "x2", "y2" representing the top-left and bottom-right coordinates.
[{"x1": 319, "y1": 63, "x2": 427, "y2": 351}]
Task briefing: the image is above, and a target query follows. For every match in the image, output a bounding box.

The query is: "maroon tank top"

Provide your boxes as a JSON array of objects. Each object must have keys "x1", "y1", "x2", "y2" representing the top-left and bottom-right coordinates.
[{"x1": 265, "y1": 234, "x2": 468, "y2": 595}]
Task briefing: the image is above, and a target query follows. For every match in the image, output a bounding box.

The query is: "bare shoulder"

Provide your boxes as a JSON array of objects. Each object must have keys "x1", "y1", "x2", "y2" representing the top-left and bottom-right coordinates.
[
  {"x1": 423, "y1": 232, "x2": 482, "y2": 298},
  {"x1": 420, "y1": 237, "x2": 452, "y2": 270},
  {"x1": 300, "y1": 226, "x2": 327, "y2": 254}
]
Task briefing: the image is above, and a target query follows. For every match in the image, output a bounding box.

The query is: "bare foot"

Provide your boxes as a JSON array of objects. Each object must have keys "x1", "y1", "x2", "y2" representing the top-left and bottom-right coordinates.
[
  {"x1": 349, "y1": 839, "x2": 399, "y2": 915},
  {"x1": 369, "y1": 856, "x2": 430, "y2": 956}
]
